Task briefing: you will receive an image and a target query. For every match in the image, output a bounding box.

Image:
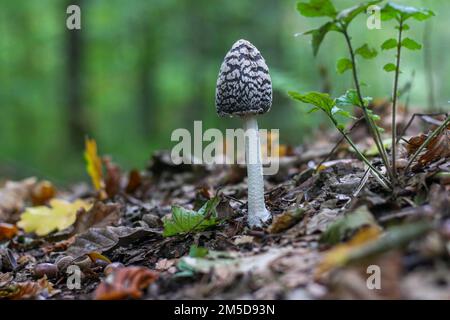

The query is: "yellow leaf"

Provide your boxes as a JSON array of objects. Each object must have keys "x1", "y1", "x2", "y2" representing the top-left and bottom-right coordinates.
[
  {"x1": 84, "y1": 137, "x2": 104, "y2": 191},
  {"x1": 17, "y1": 199, "x2": 92, "y2": 236},
  {"x1": 316, "y1": 225, "x2": 381, "y2": 276},
  {"x1": 87, "y1": 251, "x2": 112, "y2": 264}
]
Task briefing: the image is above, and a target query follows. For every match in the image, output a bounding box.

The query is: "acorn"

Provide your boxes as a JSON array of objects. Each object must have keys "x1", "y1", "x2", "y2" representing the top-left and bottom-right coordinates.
[
  {"x1": 55, "y1": 256, "x2": 74, "y2": 272},
  {"x1": 34, "y1": 263, "x2": 58, "y2": 279},
  {"x1": 73, "y1": 256, "x2": 92, "y2": 270}
]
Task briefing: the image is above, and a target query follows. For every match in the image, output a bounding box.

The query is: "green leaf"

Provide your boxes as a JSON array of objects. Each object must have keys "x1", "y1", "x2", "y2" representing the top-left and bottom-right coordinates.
[
  {"x1": 381, "y1": 3, "x2": 434, "y2": 22},
  {"x1": 383, "y1": 63, "x2": 396, "y2": 72},
  {"x1": 366, "y1": 108, "x2": 380, "y2": 122},
  {"x1": 336, "y1": 89, "x2": 372, "y2": 107},
  {"x1": 336, "y1": 58, "x2": 353, "y2": 74},
  {"x1": 303, "y1": 21, "x2": 340, "y2": 56},
  {"x1": 320, "y1": 206, "x2": 379, "y2": 245},
  {"x1": 337, "y1": 0, "x2": 382, "y2": 25},
  {"x1": 289, "y1": 91, "x2": 335, "y2": 114},
  {"x1": 163, "y1": 198, "x2": 220, "y2": 237},
  {"x1": 331, "y1": 106, "x2": 356, "y2": 121},
  {"x1": 396, "y1": 24, "x2": 410, "y2": 31},
  {"x1": 381, "y1": 38, "x2": 398, "y2": 50},
  {"x1": 401, "y1": 38, "x2": 422, "y2": 50},
  {"x1": 189, "y1": 245, "x2": 209, "y2": 258},
  {"x1": 355, "y1": 44, "x2": 378, "y2": 59},
  {"x1": 297, "y1": 0, "x2": 337, "y2": 18},
  {"x1": 307, "y1": 106, "x2": 321, "y2": 114}
]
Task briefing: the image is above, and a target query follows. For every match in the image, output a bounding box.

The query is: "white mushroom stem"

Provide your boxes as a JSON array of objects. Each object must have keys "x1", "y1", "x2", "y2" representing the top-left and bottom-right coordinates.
[{"x1": 243, "y1": 115, "x2": 271, "y2": 228}]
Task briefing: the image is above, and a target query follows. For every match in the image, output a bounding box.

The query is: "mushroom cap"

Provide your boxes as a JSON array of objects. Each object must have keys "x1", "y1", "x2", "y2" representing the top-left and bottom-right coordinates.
[{"x1": 215, "y1": 39, "x2": 272, "y2": 117}]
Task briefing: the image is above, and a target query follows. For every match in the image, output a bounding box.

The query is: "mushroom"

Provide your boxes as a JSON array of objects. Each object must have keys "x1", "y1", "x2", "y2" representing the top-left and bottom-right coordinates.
[{"x1": 215, "y1": 39, "x2": 272, "y2": 228}]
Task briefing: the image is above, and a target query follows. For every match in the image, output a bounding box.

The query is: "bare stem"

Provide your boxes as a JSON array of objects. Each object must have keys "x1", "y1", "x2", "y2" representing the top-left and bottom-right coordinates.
[
  {"x1": 342, "y1": 29, "x2": 394, "y2": 182},
  {"x1": 340, "y1": 130, "x2": 391, "y2": 189},
  {"x1": 391, "y1": 20, "x2": 404, "y2": 182},
  {"x1": 243, "y1": 116, "x2": 270, "y2": 227}
]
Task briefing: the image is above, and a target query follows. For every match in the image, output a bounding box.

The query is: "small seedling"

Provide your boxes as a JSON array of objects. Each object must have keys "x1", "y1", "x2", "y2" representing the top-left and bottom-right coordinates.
[{"x1": 291, "y1": 0, "x2": 435, "y2": 190}]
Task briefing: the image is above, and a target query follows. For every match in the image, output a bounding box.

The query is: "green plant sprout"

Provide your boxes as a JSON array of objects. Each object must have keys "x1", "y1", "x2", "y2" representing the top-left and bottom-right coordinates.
[
  {"x1": 380, "y1": 3, "x2": 434, "y2": 178},
  {"x1": 291, "y1": 0, "x2": 435, "y2": 190}
]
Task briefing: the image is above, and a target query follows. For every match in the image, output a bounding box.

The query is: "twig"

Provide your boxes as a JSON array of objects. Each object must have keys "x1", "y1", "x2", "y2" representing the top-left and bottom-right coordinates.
[{"x1": 397, "y1": 112, "x2": 448, "y2": 143}]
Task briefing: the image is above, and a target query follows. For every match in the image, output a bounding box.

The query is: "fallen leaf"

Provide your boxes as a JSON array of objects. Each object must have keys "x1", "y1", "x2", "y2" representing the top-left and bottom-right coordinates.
[
  {"x1": 268, "y1": 208, "x2": 305, "y2": 234},
  {"x1": 65, "y1": 226, "x2": 160, "y2": 259},
  {"x1": 316, "y1": 225, "x2": 381, "y2": 276},
  {"x1": 73, "y1": 201, "x2": 121, "y2": 234},
  {"x1": 31, "y1": 181, "x2": 56, "y2": 206},
  {"x1": 0, "y1": 273, "x2": 13, "y2": 287},
  {"x1": 0, "y1": 248, "x2": 17, "y2": 271},
  {"x1": 84, "y1": 137, "x2": 105, "y2": 193},
  {"x1": 104, "y1": 157, "x2": 121, "y2": 198},
  {"x1": 0, "y1": 277, "x2": 59, "y2": 300},
  {"x1": 0, "y1": 223, "x2": 18, "y2": 240},
  {"x1": 407, "y1": 129, "x2": 450, "y2": 169},
  {"x1": 0, "y1": 178, "x2": 36, "y2": 222},
  {"x1": 87, "y1": 251, "x2": 112, "y2": 264},
  {"x1": 406, "y1": 134, "x2": 426, "y2": 154},
  {"x1": 93, "y1": 266, "x2": 158, "y2": 300},
  {"x1": 42, "y1": 236, "x2": 76, "y2": 254},
  {"x1": 125, "y1": 170, "x2": 142, "y2": 193},
  {"x1": 316, "y1": 221, "x2": 432, "y2": 276},
  {"x1": 320, "y1": 206, "x2": 379, "y2": 245},
  {"x1": 17, "y1": 199, "x2": 92, "y2": 236}
]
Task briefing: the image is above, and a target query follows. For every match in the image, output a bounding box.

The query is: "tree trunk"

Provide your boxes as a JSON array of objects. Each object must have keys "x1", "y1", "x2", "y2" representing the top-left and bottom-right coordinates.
[{"x1": 65, "y1": 0, "x2": 87, "y2": 150}]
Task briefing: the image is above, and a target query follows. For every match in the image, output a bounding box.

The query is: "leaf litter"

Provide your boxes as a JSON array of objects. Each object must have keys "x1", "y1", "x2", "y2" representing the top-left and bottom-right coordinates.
[{"x1": 0, "y1": 114, "x2": 449, "y2": 300}]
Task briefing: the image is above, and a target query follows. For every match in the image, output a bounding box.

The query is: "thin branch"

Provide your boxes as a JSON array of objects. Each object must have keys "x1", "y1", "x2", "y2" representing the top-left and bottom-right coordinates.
[{"x1": 397, "y1": 112, "x2": 448, "y2": 143}]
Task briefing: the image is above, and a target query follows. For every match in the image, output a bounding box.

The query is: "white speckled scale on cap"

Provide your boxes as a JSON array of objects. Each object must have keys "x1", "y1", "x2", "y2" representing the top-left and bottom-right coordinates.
[{"x1": 215, "y1": 39, "x2": 272, "y2": 117}]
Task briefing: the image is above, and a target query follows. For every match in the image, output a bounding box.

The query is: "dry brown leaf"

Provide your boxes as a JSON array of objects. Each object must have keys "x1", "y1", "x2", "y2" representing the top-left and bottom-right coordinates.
[
  {"x1": 267, "y1": 208, "x2": 304, "y2": 234},
  {"x1": 0, "y1": 223, "x2": 18, "y2": 240},
  {"x1": 417, "y1": 130, "x2": 450, "y2": 166},
  {"x1": 104, "y1": 157, "x2": 121, "y2": 198},
  {"x1": 406, "y1": 134, "x2": 426, "y2": 155},
  {"x1": 93, "y1": 266, "x2": 158, "y2": 300},
  {"x1": 73, "y1": 201, "x2": 121, "y2": 234},
  {"x1": 42, "y1": 236, "x2": 76, "y2": 254},
  {"x1": 31, "y1": 181, "x2": 56, "y2": 206},
  {"x1": 125, "y1": 170, "x2": 142, "y2": 193},
  {"x1": 0, "y1": 277, "x2": 59, "y2": 300},
  {"x1": 0, "y1": 178, "x2": 37, "y2": 222},
  {"x1": 407, "y1": 129, "x2": 450, "y2": 169}
]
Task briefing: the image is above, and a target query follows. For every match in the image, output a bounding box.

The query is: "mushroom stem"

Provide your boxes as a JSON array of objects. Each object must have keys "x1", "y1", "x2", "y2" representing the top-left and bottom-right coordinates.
[{"x1": 243, "y1": 115, "x2": 271, "y2": 227}]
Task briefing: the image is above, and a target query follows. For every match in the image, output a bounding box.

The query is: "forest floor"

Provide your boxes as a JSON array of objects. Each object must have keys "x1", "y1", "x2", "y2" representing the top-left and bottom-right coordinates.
[{"x1": 0, "y1": 106, "x2": 449, "y2": 300}]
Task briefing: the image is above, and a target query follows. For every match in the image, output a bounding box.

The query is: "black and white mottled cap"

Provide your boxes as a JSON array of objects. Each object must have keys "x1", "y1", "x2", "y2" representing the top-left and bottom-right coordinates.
[{"x1": 215, "y1": 39, "x2": 272, "y2": 117}]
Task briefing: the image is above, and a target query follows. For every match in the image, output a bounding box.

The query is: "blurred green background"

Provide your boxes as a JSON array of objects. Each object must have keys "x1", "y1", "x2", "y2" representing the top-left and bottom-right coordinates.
[{"x1": 0, "y1": 0, "x2": 448, "y2": 184}]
